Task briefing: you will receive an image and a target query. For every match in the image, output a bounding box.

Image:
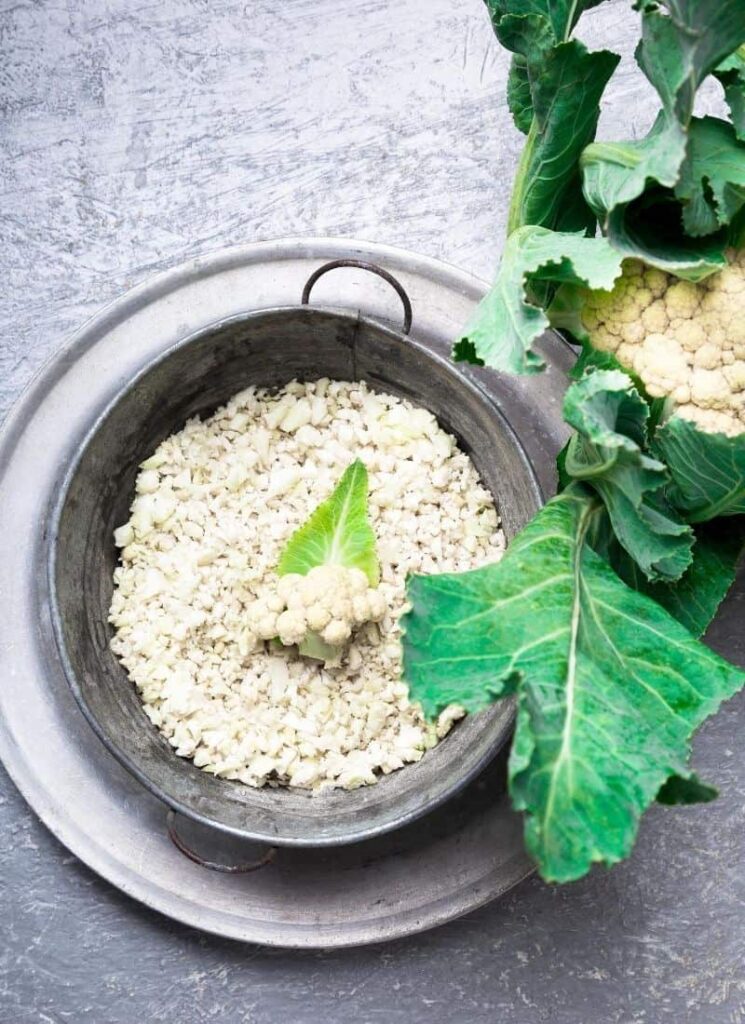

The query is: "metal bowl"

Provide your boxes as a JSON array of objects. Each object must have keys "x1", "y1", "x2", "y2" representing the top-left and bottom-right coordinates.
[{"x1": 49, "y1": 260, "x2": 542, "y2": 848}]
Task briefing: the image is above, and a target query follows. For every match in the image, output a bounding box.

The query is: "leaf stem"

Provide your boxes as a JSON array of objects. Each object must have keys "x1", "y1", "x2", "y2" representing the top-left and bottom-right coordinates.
[
  {"x1": 563, "y1": 0, "x2": 579, "y2": 42},
  {"x1": 507, "y1": 119, "x2": 538, "y2": 235}
]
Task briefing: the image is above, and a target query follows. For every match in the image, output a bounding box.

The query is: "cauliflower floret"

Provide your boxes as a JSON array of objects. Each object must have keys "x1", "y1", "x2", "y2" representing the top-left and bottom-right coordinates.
[
  {"x1": 664, "y1": 280, "x2": 701, "y2": 319},
  {"x1": 631, "y1": 334, "x2": 689, "y2": 396},
  {"x1": 641, "y1": 299, "x2": 669, "y2": 334},
  {"x1": 323, "y1": 619, "x2": 353, "y2": 646},
  {"x1": 306, "y1": 603, "x2": 332, "y2": 631},
  {"x1": 676, "y1": 320, "x2": 706, "y2": 352},
  {"x1": 693, "y1": 343, "x2": 723, "y2": 370},
  {"x1": 690, "y1": 368, "x2": 730, "y2": 410},
  {"x1": 581, "y1": 254, "x2": 745, "y2": 436},
  {"x1": 245, "y1": 564, "x2": 386, "y2": 664},
  {"x1": 275, "y1": 609, "x2": 307, "y2": 646},
  {"x1": 591, "y1": 326, "x2": 621, "y2": 353},
  {"x1": 643, "y1": 267, "x2": 668, "y2": 297},
  {"x1": 248, "y1": 599, "x2": 281, "y2": 641},
  {"x1": 621, "y1": 320, "x2": 646, "y2": 345},
  {"x1": 724, "y1": 362, "x2": 745, "y2": 393},
  {"x1": 676, "y1": 404, "x2": 743, "y2": 438}
]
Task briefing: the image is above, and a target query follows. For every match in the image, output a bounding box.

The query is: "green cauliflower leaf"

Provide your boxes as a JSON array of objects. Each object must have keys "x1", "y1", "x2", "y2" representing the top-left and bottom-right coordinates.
[
  {"x1": 652, "y1": 417, "x2": 745, "y2": 523},
  {"x1": 454, "y1": 226, "x2": 624, "y2": 373},
  {"x1": 485, "y1": 0, "x2": 610, "y2": 136},
  {"x1": 713, "y1": 45, "x2": 745, "y2": 142},
  {"x1": 483, "y1": 1, "x2": 618, "y2": 233},
  {"x1": 602, "y1": 184, "x2": 731, "y2": 281},
  {"x1": 278, "y1": 459, "x2": 380, "y2": 584},
  {"x1": 612, "y1": 519, "x2": 745, "y2": 637},
  {"x1": 506, "y1": 54, "x2": 533, "y2": 135},
  {"x1": 562, "y1": 370, "x2": 693, "y2": 581},
  {"x1": 402, "y1": 487, "x2": 744, "y2": 882},
  {"x1": 675, "y1": 117, "x2": 745, "y2": 237},
  {"x1": 582, "y1": 1, "x2": 745, "y2": 216},
  {"x1": 580, "y1": 3, "x2": 745, "y2": 277}
]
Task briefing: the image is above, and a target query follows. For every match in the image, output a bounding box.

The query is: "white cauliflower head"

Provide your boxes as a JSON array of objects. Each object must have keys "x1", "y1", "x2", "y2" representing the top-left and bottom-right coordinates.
[
  {"x1": 246, "y1": 564, "x2": 386, "y2": 664},
  {"x1": 581, "y1": 250, "x2": 745, "y2": 437}
]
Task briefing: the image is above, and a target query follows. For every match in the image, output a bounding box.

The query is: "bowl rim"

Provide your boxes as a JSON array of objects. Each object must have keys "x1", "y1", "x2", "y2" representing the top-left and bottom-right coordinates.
[{"x1": 47, "y1": 303, "x2": 542, "y2": 846}]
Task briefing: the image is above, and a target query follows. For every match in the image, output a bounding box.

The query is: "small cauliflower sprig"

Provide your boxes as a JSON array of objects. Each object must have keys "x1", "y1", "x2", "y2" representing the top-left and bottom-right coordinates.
[
  {"x1": 247, "y1": 564, "x2": 386, "y2": 664},
  {"x1": 581, "y1": 251, "x2": 745, "y2": 438},
  {"x1": 248, "y1": 459, "x2": 385, "y2": 665}
]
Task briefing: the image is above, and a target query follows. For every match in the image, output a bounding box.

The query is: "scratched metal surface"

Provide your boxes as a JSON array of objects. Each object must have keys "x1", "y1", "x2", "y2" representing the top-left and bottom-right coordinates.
[{"x1": 1, "y1": 0, "x2": 744, "y2": 1021}]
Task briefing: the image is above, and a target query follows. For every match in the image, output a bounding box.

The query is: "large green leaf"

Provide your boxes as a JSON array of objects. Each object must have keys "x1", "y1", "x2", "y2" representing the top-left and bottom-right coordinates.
[
  {"x1": 506, "y1": 40, "x2": 619, "y2": 234},
  {"x1": 562, "y1": 370, "x2": 693, "y2": 581},
  {"x1": 713, "y1": 46, "x2": 745, "y2": 142},
  {"x1": 483, "y1": 2, "x2": 618, "y2": 232},
  {"x1": 484, "y1": 0, "x2": 605, "y2": 43},
  {"x1": 653, "y1": 417, "x2": 745, "y2": 522},
  {"x1": 487, "y1": 1, "x2": 610, "y2": 138},
  {"x1": 454, "y1": 226, "x2": 624, "y2": 373},
  {"x1": 581, "y1": 122, "x2": 745, "y2": 282},
  {"x1": 582, "y1": 1, "x2": 745, "y2": 219},
  {"x1": 674, "y1": 117, "x2": 745, "y2": 236},
  {"x1": 582, "y1": 121, "x2": 740, "y2": 280},
  {"x1": 495, "y1": 13, "x2": 555, "y2": 143},
  {"x1": 580, "y1": 3, "x2": 745, "y2": 277},
  {"x1": 278, "y1": 460, "x2": 380, "y2": 584},
  {"x1": 613, "y1": 520, "x2": 745, "y2": 636},
  {"x1": 582, "y1": 113, "x2": 687, "y2": 220},
  {"x1": 635, "y1": 1, "x2": 745, "y2": 125},
  {"x1": 562, "y1": 342, "x2": 668, "y2": 433},
  {"x1": 506, "y1": 55, "x2": 533, "y2": 135},
  {"x1": 402, "y1": 488, "x2": 744, "y2": 882},
  {"x1": 731, "y1": 206, "x2": 745, "y2": 248},
  {"x1": 602, "y1": 186, "x2": 730, "y2": 281}
]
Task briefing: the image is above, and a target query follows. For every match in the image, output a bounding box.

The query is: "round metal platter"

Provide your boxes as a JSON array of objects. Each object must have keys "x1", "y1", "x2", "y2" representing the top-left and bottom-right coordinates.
[{"x1": 0, "y1": 238, "x2": 573, "y2": 947}]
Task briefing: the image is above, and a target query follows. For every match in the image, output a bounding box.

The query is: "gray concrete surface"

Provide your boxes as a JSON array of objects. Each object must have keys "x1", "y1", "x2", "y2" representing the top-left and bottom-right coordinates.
[{"x1": 1, "y1": 1, "x2": 744, "y2": 1021}]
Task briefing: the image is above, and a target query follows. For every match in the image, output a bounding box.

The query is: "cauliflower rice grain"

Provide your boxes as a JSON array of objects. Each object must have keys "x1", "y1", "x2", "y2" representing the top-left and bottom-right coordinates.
[{"x1": 109, "y1": 380, "x2": 505, "y2": 791}]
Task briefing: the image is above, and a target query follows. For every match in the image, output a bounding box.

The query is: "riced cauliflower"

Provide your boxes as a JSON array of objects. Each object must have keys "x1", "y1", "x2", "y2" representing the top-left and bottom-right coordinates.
[
  {"x1": 580, "y1": 250, "x2": 745, "y2": 437},
  {"x1": 247, "y1": 564, "x2": 386, "y2": 664},
  {"x1": 109, "y1": 380, "x2": 504, "y2": 791}
]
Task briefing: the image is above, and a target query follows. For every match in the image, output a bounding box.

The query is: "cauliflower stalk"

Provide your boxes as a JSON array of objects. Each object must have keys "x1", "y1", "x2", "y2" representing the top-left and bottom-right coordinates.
[
  {"x1": 580, "y1": 251, "x2": 745, "y2": 438},
  {"x1": 247, "y1": 564, "x2": 386, "y2": 664},
  {"x1": 247, "y1": 459, "x2": 386, "y2": 664}
]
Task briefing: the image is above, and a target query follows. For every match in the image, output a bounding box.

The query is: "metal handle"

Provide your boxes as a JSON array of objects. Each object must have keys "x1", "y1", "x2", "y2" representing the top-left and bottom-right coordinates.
[
  {"x1": 301, "y1": 258, "x2": 413, "y2": 335},
  {"x1": 166, "y1": 810, "x2": 276, "y2": 874}
]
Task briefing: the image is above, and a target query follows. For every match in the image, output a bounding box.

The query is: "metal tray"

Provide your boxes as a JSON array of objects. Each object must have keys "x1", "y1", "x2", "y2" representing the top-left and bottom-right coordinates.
[{"x1": 0, "y1": 238, "x2": 572, "y2": 947}]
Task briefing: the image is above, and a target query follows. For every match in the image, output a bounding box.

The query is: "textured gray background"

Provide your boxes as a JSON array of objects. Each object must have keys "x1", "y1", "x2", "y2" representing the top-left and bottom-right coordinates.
[{"x1": 1, "y1": 1, "x2": 744, "y2": 1021}]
